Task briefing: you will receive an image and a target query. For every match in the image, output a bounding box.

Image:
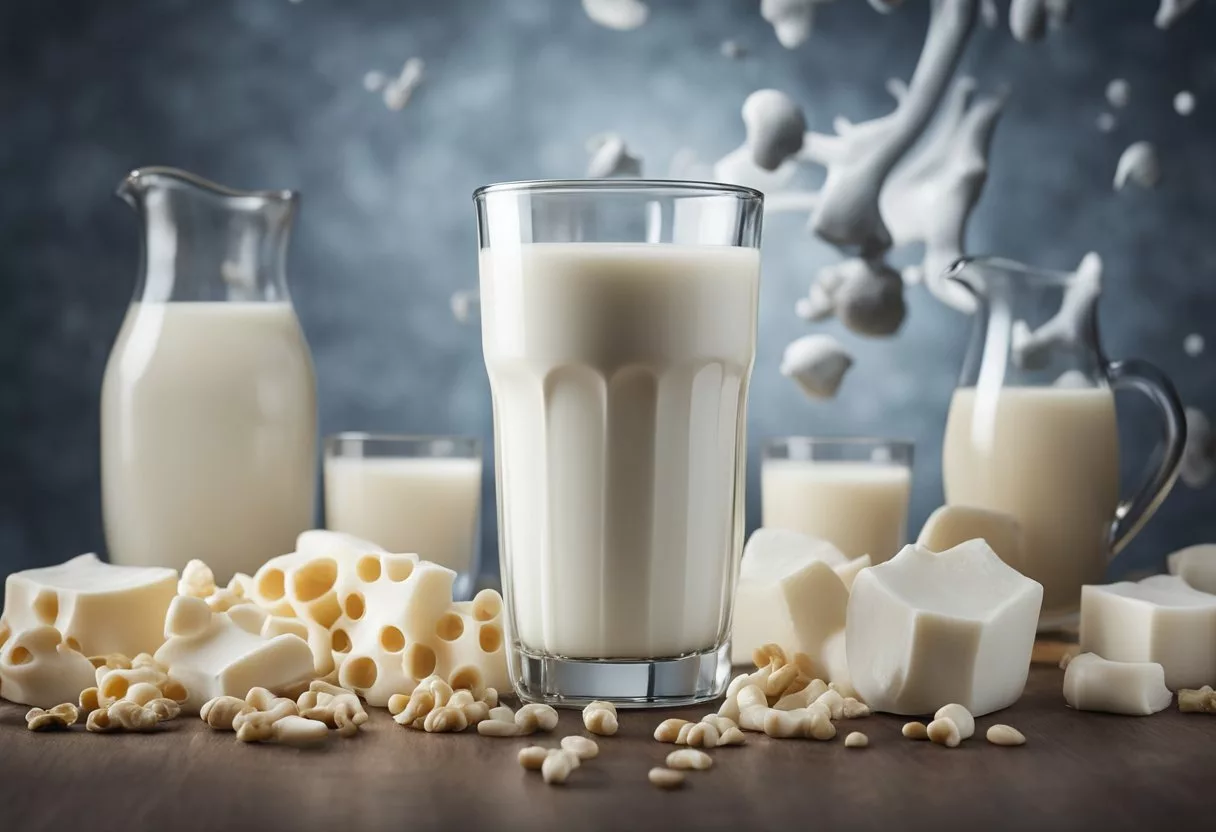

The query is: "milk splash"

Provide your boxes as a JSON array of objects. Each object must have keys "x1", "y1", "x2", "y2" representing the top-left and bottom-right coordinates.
[
  {"x1": 780, "y1": 334, "x2": 855, "y2": 398},
  {"x1": 1155, "y1": 0, "x2": 1198, "y2": 30},
  {"x1": 761, "y1": 0, "x2": 823, "y2": 49},
  {"x1": 586, "y1": 133, "x2": 643, "y2": 178},
  {"x1": 1114, "y1": 141, "x2": 1162, "y2": 190},
  {"x1": 582, "y1": 0, "x2": 650, "y2": 32},
  {"x1": 1010, "y1": 252, "x2": 1102, "y2": 370}
]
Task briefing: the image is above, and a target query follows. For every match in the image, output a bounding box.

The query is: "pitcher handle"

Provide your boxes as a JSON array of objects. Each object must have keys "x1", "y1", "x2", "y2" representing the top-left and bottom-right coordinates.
[{"x1": 1105, "y1": 358, "x2": 1187, "y2": 557}]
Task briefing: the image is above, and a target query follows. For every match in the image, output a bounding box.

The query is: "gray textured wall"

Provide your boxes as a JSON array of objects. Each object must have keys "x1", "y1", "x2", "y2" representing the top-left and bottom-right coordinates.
[{"x1": 1, "y1": 0, "x2": 1213, "y2": 580}]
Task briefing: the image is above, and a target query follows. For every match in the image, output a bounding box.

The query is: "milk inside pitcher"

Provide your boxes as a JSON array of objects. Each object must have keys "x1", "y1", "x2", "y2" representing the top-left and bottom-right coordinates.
[{"x1": 101, "y1": 167, "x2": 317, "y2": 581}]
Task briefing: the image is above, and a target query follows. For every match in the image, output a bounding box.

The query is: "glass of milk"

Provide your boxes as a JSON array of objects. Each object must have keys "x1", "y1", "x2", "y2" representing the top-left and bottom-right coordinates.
[
  {"x1": 324, "y1": 434, "x2": 483, "y2": 600},
  {"x1": 762, "y1": 437, "x2": 914, "y2": 564},
  {"x1": 475, "y1": 179, "x2": 763, "y2": 707}
]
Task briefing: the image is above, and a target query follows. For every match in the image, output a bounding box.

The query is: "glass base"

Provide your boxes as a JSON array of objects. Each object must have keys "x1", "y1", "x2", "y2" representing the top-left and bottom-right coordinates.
[{"x1": 510, "y1": 642, "x2": 732, "y2": 709}]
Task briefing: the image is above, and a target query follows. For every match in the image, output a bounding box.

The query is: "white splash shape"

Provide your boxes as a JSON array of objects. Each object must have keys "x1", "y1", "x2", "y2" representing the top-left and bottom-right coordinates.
[
  {"x1": 1011, "y1": 252, "x2": 1102, "y2": 370},
  {"x1": 1114, "y1": 141, "x2": 1161, "y2": 190},
  {"x1": 383, "y1": 58, "x2": 424, "y2": 111},
  {"x1": 713, "y1": 145, "x2": 799, "y2": 193},
  {"x1": 797, "y1": 0, "x2": 978, "y2": 254},
  {"x1": 1156, "y1": 0, "x2": 1198, "y2": 29},
  {"x1": 1175, "y1": 91, "x2": 1196, "y2": 116},
  {"x1": 1106, "y1": 79, "x2": 1130, "y2": 109},
  {"x1": 880, "y1": 77, "x2": 1006, "y2": 311},
  {"x1": 1096, "y1": 112, "x2": 1117, "y2": 133},
  {"x1": 800, "y1": 257, "x2": 906, "y2": 336},
  {"x1": 743, "y1": 90, "x2": 807, "y2": 171},
  {"x1": 582, "y1": 0, "x2": 649, "y2": 31},
  {"x1": 780, "y1": 334, "x2": 855, "y2": 399},
  {"x1": 1009, "y1": 0, "x2": 1072, "y2": 41},
  {"x1": 1181, "y1": 407, "x2": 1215, "y2": 488},
  {"x1": 586, "y1": 133, "x2": 642, "y2": 177},
  {"x1": 451, "y1": 290, "x2": 480, "y2": 324},
  {"x1": 761, "y1": 0, "x2": 824, "y2": 49},
  {"x1": 980, "y1": 0, "x2": 999, "y2": 27}
]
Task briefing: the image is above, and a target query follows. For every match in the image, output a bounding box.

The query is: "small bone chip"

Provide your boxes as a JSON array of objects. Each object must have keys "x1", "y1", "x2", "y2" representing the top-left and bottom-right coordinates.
[
  {"x1": 648, "y1": 767, "x2": 686, "y2": 789},
  {"x1": 26, "y1": 703, "x2": 79, "y2": 731},
  {"x1": 986, "y1": 724, "x2": 1026, "y2": 746}
]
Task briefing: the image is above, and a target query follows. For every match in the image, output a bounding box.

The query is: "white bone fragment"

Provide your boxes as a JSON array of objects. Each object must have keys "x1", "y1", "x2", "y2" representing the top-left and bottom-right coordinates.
[
  {"x1": 1155, "y1": 0, "x2": 1198, "y2": 30},
  {"x1": 1062, "y1": 653, "x2": 1172, "y2": 715},
  {"x1": 1114, "y1": 141, "x2": 1161, "y2": 190},
  {"x1": 917, "y1": 506, "x2": 1024, "y2": 572},
  {"x1": 743, "y1": 90, "x2": 806, "y2": 171},
  {"x1": 846, "y1": 540, "x2": 1042, "y2": 716},
  {"x1": 1080, "y1": 574, "x2": 1216, "y2": 690},
  {"x1": 582, "y1": 0, "x2": 649, "y2": 31},
  {"x1": 1105, "y1": 79, "x2": 1130, "y2": 109},
  {"x1": 586, "y1": 133, "x2": 642, "y2": 178},
  {"x1": 779, "y1": 335, "x2": 854, "y2": 400},
  {"x1": 1011, "y1": 252, "x2": 1102, "y2": 370}
]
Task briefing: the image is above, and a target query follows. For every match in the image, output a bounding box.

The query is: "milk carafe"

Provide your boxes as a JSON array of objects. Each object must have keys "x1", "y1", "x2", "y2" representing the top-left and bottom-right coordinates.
[
  {"x1": 101, "y1": 167, "x2": 317, "y2": 581},
  {"x1": 942, "y1": 256, "x2": 1185, "y2": 631}
]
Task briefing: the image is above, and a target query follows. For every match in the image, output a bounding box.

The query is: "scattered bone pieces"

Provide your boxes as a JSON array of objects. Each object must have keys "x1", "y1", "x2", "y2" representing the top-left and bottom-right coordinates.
[
  {"x1": 986, "y1": 724, "x2": 1026, "y2": 746},
  {"x1": 269, "y1": 715, "x2": 330, "y2": 749},
  {"x1": 799, "y1": 0, "x2": 977, "y2": 253},
  {"x1": 718, "y1": 727, "x2": 747, "y2": 746},
  {"x1": 680, "y1": 722, "x2": 720, "y2": 748},
  {"x1": 583, "y1": 700, "x2": 619, "y2": 735},
  {"x1": 586, "y1": 133, "x2": 642, "y2": 178},
  {"x1": 720, "y1": 40, "x2": 745, "y2": 59},
  {"x1": 1174, "y1": 91, "x2": 1196, "y2": 116},
  {"x1": 423, "y1": 705, "x2": 469, "y2": 733},
  {"x1": 761, "y1": 0, "x2": 817, "y2": 49},
  {"x1": 0, "y1": 625, "x2": 96, "y2": 708},
  {"x1": 297, "y1": 680, "x2": 368, "y2": 736},
  {"x1": 701, "y1": 713, "x2": 738, "y2": 734},
  {"x1": 2, "y1": 554, "x2": 176, "y2": 658},
  {"x1": 1105, "y1": 79, "x2": 1130, "y2": 109},
  {"x1": 382, "y1": 58, "x2": 424, "y2": 111},
  {"x1": 1011, "y1": 252, "x2": 1102, "y2": 370},
  {"x1": 542, "y1": 749, "x2": 581, "y2": 785},
  {"x1": 732, "y1": 529, "x2": 852, "y2": 672},
  {"x1": 179, "y1": 560, "x2": 217, "y2": 600},
  {"x1": 1080, "y1": 575, "x2": 1216, "y2": 689},
  {"x1": 1177, "y1": 686, "x2": 1216, "y2": 714},
  {"x1": 1180, "y1": 408, "x2": 1216, "y2": 489},
  {"x1": 902, "y1": 721, "x2": 929, "y2": 740},
  {"x1": 743, "y1": 89, "x2": 806, "y2": 171},
  {"x1": 655, "y1": 718, "x2": 691, "y2": 743},
  {"x1": 649, "y1": 767, "x2": 686, "y2": 789},
  {"x1": 879, "y1": 78, "x2": 1005, "y2": 311},
  {"x1": 844, "y1": 731, "x2": 869, "y2": 748},
  {"x1": 1114, "y1": 141, "x2": 1161, "y2": 190},
  {"x1": 25, "y1": 703, "x2": 79, "y2": 731},
  {"x1": 200, "y1": 695, "x2": 254, "y2": 730},
  {"x1": 86, "y1": 699, "x2": 166, "y2": 733},
  {"x1": 927, "y1": 717, "x2": 961, "y2": 747},
  {"x1": 517, "y1": 703, "x2": 560, "y2": 733},
  {"x1": 1167, "y1": 544, "x2": 1216, "y2": 593},
  {"x1": 806, "y1": 258, "x2": 907, "y2": 336},
  {"x1": 1183, "y1": 333, "x2": 1204, "y2": 357},
  {"x1": 934, "y1": 704, "x2": 974, "y2": 740},
  {"x1": 779, "y1": 335, "x2": 854, "y2": 400},
  {"x1": 842, "y1": 697, "x2": 871, "y2": 719},
  {"x1": 917, "y1": 505, "x2": 1024, "y2": 572},
  {"x1": 1062, "y1": 653, "x2": 1173, "y2": 716},
  {"x1": 582, "y1": 0, "x2": 649, "y2": 31},
  {"x1": 478, "y1": 719, "x2": 525, "y2": 737},
  {"x1": 666, "y1": 749, "x2": 713, "y2": 771},
  {"x1": 561, "y1": 735, "x2": 600, "y2": 760},
  {"x1": 847, "y1": 540, "x2": 1042, "y2": 716},
  {"x1": 1096, "y1": 112, "x2": 1116, "y2": 133},
  {"x1": 1155, "y1": 0, "x2": 1198, "y2": 29},
  {"x1": 518, "y1": 746, "x2": 550, "y2": 769}
]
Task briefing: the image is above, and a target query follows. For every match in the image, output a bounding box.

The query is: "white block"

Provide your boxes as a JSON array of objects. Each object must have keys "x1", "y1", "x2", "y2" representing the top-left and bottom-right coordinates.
[
  {"x1": 154, "y1": 605, "x2": 315, "y2": 713},
  {"x1": 0, "y1": 625, "x2": 96, "y2": 708},
  {"x1": 917, "y1": 506, "x2": 1025, "y2": 573},
  {"x1": 731, "y1": 528, "x2": 853, "y2": 671},
  {"x1": 2, "y1": 554, "x2": 177, "y2": 657},
  {"x1": 1080, "y1": 574, "x2": 1216, "y2": 690},
  {"x1": 1062, "y1": 652, "x2": 1172, "y2": 715},
  {"x1": 1166, "y1": 544, "x2": 1216, "y2": 594},
  {"x1": 846, "y1": 540, "x2": 1043, "y2": 716}
]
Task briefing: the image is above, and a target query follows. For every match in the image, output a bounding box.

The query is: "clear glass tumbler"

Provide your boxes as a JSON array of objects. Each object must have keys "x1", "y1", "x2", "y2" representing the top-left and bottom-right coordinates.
[
  {"x1": 324, "y1": 433, "x2": 483, "y2": 600},
  {"x1": 762, "y1": 437, "x2": 914, "y2": 564},
  {"x1": 475, "y1": 179, "x2": 763, "y2": 707}
]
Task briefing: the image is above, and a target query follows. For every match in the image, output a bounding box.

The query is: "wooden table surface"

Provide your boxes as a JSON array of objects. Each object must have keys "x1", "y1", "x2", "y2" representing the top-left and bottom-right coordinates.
[{"x1": 2, "y1": 660, "x2": 1214, "y2": 832}]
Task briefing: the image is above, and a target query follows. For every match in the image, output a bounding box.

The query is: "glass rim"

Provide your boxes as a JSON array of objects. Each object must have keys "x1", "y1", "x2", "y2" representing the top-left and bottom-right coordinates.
[
  {"x1": 947, "y1": 255, "x2": 1076, "y2": 286},
  {"x1": 472, "y1": 178, "x2": 764, "y2": 202},
  {"x1": 324, "y1": 432, "x2": 481, "y2": 451},
  {"x1": 764, "y1": 436, "x2": 915, "y2": 451}
]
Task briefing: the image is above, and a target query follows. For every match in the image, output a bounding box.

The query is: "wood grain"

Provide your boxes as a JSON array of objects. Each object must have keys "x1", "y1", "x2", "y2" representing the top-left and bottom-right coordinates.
[{"x1": 1, "y1": 665, "x2": 1214, "y2": 832}]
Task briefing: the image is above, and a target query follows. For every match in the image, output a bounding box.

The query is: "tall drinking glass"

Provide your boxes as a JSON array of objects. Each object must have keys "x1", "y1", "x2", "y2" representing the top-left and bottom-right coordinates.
[{"x1": 475, "y1": 180, "x2": 763, "y2": 707}]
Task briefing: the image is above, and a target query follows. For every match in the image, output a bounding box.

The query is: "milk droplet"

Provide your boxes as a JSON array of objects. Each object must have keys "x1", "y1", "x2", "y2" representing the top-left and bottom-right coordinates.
[
  {"x1": 1106, "y1": 79, "x2": 1130, "y2": 109},
  {"x1": 582, "y1": 0, "x2": 649, "y2": 31},
  {"x1": 1096, "y1": 112, "x2": 1117, "y2": 133},
  {"x1": 1174, "y1": 91, "x2": 1196, "y2": 116},
  {"x1": 1184, "y1": 333, "x2": 1205, "y2": 357}
]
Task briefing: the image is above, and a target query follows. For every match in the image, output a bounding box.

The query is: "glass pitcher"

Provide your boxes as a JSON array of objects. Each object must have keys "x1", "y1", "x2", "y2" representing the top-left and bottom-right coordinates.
[
  {"x1": 942, "y1": 255, "x2": 1185, "y2": 631},
  {"x1": 101, "y1": 167, "x2": 317, "y2": 582}
]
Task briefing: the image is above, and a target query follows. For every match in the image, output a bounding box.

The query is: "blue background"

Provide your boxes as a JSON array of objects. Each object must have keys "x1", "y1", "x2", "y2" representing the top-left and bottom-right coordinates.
[{"x1": 2, "y1": 0, "x2": 1213, "y2": 579}]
